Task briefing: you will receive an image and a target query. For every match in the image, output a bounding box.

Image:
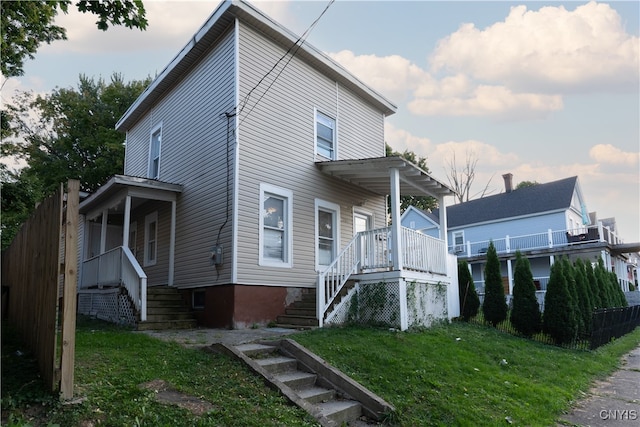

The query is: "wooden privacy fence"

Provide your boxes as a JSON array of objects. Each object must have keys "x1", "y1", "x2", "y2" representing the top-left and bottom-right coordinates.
[{"x1": 1, "y1": 180, "x2": 79, "y2": 399}]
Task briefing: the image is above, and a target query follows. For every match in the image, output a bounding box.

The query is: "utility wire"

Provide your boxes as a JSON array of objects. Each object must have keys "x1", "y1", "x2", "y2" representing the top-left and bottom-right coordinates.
[{"x1": 235, "y1": 0, "x2": 335, "y2": 127}]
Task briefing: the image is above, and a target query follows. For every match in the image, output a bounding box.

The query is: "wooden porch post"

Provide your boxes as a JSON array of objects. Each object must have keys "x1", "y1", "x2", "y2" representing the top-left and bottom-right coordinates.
[
  {"x1": 100, "y1": 209, "x2": 108, "y2": 254},
  {"x1": 122, "y1": 195, "x2": 132, "y2": 249},
  {"x1": 390, "y1": 168, "x2": 402, "y2": 270},
  {"x1": 168, "y1": 200, "x2": 177, "y2": 286},
  {"x1": 438, "y1": 195, "x2": 448, "y2": 255}
]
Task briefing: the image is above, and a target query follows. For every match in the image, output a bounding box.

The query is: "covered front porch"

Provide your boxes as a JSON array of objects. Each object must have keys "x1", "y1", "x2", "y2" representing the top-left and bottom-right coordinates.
[
  {"x1": 316, "y1": 157, "x2": 458, "y2": 330},
  {"x1": 77, "y1": 175, "x2": 182, "y2": 324}
]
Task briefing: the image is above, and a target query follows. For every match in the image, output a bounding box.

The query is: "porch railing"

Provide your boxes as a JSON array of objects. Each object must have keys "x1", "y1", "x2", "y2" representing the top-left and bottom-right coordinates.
[
  {"x1": 80, "y1": 246, "x2": 147, "y2": 321},
  {"x1": 452, "y1": 224, "x2": 622, "y2": 257},
  {"x1": 318, "y1": 226, "x2": 448, "y2": 326}
]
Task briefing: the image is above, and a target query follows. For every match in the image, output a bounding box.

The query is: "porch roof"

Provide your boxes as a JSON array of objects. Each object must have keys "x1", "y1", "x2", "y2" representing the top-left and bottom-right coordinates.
[
  {"x1": 316, "y1": 156, "x2": 454, "y2": 199},
  {"x1": 79, "y1": 175, "x2": 183, "y2": 217}
]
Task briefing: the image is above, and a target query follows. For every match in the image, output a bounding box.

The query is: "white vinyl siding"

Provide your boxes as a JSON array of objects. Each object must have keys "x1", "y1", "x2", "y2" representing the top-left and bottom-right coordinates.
[
  {"x1": 234, "y1": 21, "x2": 387, "y2": 288},
  {"x1": 259, "y1": 184, "x2": 293, "y2": 267},
  {"x1": 123, "y1": 28, "x2": 237, "y2": 288}
]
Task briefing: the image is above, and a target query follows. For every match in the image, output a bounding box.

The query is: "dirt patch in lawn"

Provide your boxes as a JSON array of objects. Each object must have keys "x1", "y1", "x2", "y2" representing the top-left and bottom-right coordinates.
[{"x1": 139, "y1": 379, "x2": 216, "y2": 416}]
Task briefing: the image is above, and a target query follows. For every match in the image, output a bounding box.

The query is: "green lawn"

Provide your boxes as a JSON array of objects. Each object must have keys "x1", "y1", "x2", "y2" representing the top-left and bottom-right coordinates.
[{"x1": 2, "y1": 317, "x2": 639, "y2": 426}]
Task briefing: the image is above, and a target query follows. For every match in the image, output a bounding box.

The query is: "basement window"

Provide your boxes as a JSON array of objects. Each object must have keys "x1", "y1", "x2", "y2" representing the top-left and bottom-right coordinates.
[{"x1": 192, "y1": 290, "x2": 205, "y2": 310}]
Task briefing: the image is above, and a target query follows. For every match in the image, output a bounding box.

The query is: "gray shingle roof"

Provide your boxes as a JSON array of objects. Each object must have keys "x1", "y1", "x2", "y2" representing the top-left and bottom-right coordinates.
[{"x1": 435, "y1": 176, "x2": 578, "y2": 228}]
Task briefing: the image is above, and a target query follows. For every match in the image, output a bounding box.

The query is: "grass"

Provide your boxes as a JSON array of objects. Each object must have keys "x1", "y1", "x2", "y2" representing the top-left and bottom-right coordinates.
[
  {"x1": 2, "y1": 317, "x2": 639, "y2": 426},
  {"x1": 293, "y1": 322, "x2": 640, "y2": 426}
]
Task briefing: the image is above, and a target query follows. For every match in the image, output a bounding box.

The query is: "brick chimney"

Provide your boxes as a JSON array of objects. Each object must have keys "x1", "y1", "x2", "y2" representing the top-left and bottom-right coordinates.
[{"x1": 502, "y1": 173, "x2": 513, "y2": 193}]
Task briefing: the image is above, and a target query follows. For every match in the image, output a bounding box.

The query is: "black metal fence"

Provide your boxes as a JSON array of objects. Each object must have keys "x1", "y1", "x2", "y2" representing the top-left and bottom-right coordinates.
[
  {"x1": 590, "y1": 305, "x2": 640, "y2": 350},
  {"x1": 468, "y1": 305, "x2": 640, "y2": 351}
]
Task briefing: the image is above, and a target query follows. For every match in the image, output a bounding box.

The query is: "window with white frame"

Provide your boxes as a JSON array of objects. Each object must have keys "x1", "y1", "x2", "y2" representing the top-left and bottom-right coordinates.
[
  {"x1": 259, "y1": 184, "x2": 293, "y2": 267},
  {"x1": 453, "y1": 231, "x2": 465, "y2": 253},
  {"x1": 315, "y1": 110, "x2": 336, "y2": 159},
  {"x1": 148, "y1": 124, "x2": 162, "y2": 179},
  {"x1": 144, "y1": 212, "x2": 158, "y2": 266},
  {"x1": 316, "y1": 199, "x2": 340, "y2": 269}
]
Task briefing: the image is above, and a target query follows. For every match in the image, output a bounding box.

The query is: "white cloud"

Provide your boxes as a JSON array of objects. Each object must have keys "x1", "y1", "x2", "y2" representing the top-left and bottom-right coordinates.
[
  {"x1": 329, "y1": 50, "x2": 430, "y2": 103},
  {"x1": 430, "y1": 1, "x2": 640, "y2": 93},
  {"x1": 589, "y1": 144, "x2": 640, "y2": 167},
  {"x1": 408, "y1": 84, "x2": 563, "y2": 119}
]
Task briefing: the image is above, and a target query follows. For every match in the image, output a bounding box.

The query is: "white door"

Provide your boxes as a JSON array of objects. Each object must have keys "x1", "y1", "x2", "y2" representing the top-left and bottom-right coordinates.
[{"x1": 354, "y1": 211, "x2": 373, "y2": 268}]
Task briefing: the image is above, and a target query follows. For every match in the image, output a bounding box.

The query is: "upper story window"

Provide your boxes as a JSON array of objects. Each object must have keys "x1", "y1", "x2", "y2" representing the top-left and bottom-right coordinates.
[
  {"x1": 259, "y1": 183, "x2": 293, "y2": 268},
  {"x1": 315, "y1": 110, "x2": 336, "y2": 160},
  {"x1": 148, "y1": 123, "x2": 162, "y2": 179}
]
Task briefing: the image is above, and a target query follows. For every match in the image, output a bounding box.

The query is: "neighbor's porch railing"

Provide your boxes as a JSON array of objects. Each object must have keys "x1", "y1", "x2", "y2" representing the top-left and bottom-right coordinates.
[
  {"x1": 452, "y1": 224, "x2": 622, "y2": 258},
  {"x1": 318, "y1": 226, "x2": 448, "y2": 326},
  {"x1": 80, "y1": 246, "x2": 147, "y2": 321}
]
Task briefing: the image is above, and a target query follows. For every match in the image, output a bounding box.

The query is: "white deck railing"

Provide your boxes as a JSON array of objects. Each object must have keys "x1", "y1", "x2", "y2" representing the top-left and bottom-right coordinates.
[
  {"x1": 318, "y1": 226, "x2": 448, "y2": 326},
  {"x1": 452, "y1": 225, "x2": 623, "y2": 258},
  {"x1": 80, "y1": 246, "x2": 147, "y2": 321}
]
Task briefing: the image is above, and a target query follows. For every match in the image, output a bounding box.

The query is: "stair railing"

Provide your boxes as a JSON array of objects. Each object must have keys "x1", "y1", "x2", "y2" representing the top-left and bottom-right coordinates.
[
  {"x1": 121, "y1": 246, "x2": 147, "y2": 321},
  {"x1": 317, "y1": 232, "x2": 361, "y2": 327}
]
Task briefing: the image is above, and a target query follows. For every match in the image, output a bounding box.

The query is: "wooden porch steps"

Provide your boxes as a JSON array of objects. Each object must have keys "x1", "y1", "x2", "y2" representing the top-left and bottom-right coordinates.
[
  {"x1": 212, "y1": 340, "x2": 393, "y2": 426},
  {"x1": 276, "y1": 289, "x2": 319, "y2": 329},
  {"x1": 137, "y1": 286, "x2": 196, "y2": 331}
]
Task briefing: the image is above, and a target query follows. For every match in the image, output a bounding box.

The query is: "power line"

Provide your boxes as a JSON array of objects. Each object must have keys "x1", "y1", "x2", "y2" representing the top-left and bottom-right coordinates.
[{"x1": 234, "y1": 0, "x2": 335, "y2": 126}]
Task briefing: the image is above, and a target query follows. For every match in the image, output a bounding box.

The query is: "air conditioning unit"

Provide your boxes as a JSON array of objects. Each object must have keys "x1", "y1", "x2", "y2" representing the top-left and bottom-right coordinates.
[{"x1": 454, "y1": 245, "x2": 464, "y2": 254}]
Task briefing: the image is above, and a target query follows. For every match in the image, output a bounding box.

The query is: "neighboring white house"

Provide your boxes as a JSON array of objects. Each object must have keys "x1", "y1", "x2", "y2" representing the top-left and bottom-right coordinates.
[
  {"x1": 402, "y1": 173, "x2": 639, "y2": 307},
  {"x1": 77, "y1": 0, "x2": 457, "y2": 330}
]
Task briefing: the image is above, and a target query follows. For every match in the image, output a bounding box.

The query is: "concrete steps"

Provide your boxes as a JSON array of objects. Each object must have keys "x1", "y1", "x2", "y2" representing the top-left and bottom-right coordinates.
[
  {"x1": 212, "y1": 339, "x2": 394, "y2": 427},
  {"x1": 137, "y1": 286, "x2": 197, "y2": 330},
  {"x1": 276, "y1": 289, "x2": 319, "y2": 329}
]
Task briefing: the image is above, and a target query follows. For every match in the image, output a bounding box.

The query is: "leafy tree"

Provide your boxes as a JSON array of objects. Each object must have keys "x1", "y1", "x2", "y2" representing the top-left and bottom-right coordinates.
[
  {"x1": 1, "y1": 1, "x2": 147, "y2": 77},
  {"x1": 573, "y1": 259, "x2": 594, "y2": 335},
  {"x1": 458, "y1": 260, "x2": 480, "y2": 321},
  {"x1": 516, "y1": 180, "x2": 539, "y2": 189},
  {"x1": 1, "y1": 168, "x2": 43, "y2": 250},
  {"x1": 510, "y1": 252, "x2": 541, "y2": 337},
  {"x1": 543, "y1": 260, "x2": 578, "y2": 345},
  {"x1": 4, "y1": 73, "x2": 150, "y2": 195},
  {"x1": 385, "y1": 144, "x2": 437, "y2": 213},
  {"x1": 482, "y1": 241, "x2": 507, "y2": 326}
]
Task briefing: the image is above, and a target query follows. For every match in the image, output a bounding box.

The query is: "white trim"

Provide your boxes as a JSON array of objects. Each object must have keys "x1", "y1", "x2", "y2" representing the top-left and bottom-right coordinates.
[
  {"x1": 168, "y1": 200, "x2": 176, "y2": 286},
  {"x1": 231, "y1": 17, "x2": 241, "y2": 284},
  {"x1": 259, "y1": 183, "x2": 293, "y2": 268},
  {"x1": 148, "y1": 122, "x2": 163, "y2": 179},
  {"x1": 452, "y1": 230, "x2": 465, "y2": 253},
  {"x1": 128, "y1": 221, "x2": 138, "y2": 257},
  {"x1": 315, "y1": 198, "x2": 341, "y2": 271},
  {"x1": 144, "y1": 211, "x2": 158, "y2": 267}
]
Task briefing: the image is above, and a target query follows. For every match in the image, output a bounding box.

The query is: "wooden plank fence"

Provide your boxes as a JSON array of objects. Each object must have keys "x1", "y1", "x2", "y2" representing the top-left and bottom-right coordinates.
[{"x1": 1, "y1": 180, "x2": 79, "y2": 399}]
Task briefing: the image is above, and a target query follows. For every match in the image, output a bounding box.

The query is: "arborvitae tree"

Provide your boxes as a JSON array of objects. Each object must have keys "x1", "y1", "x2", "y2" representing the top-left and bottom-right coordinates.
[
  {"x1": 607, "y1": 271, "x2": 627, "y2": 307},
  {"x1": 543, "y1": 261, "x2": 578, "y2": 345},
  {"x1": 458, "y1": 260, "x2": 480, "y2": 321},
  {"x1": 510, "y1": 252, "x2": 542, "y2": 337},
  {"x1": 573, "y1": 259, "x2": 594, "y2": 335},
  {"x1": 482, "y1": 241, "x2": 508, "y2": 327},
  {"x1": 562, "y1": 258, "x2": 584, "y2": 336},
  {"x1": 595, "y1": 259, "x2": 613, "y2": 308},
  {"x1": 584, "y1": 261, "x2": 602, "y2": 309}
]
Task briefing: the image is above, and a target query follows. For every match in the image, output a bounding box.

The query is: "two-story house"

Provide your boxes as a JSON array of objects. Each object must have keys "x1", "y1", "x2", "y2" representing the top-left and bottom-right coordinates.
[
  {"x1": 77, "y1": 0, "x2": 457, "y2": 330},
  {"x1": 402, "y1": 173, "x2": 638, "y2": 307}
]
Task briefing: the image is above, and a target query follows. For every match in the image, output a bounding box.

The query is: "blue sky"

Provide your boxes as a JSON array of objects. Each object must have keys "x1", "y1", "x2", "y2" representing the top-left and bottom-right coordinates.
[{"x1": 2, "y1": 0, "x2": 639, "y2": 242}]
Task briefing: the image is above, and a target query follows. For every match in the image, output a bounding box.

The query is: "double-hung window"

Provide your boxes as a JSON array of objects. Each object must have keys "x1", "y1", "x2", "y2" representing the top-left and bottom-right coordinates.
[
  {"x1": 148, "y1": 124, "x2": 162, "y2": 179},
  {"x1": 144, "y1": 212, "x2": 158, "y2": 266},
  {"x1": 259, "y1": 184, "x2": 293, "y2": 267},
  {"x1": 315, "y1": 110, "x2": 336, "y2": 159}
]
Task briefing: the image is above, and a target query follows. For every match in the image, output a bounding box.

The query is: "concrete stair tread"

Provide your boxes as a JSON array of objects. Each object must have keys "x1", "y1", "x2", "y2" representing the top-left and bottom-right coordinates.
[
  {"x1": 235, "y1": 343, "x2": 277, "y2": 355},
  {"x1": 317, "y1": 399, "x2": 362, "y2": 423},
  {"x1": 274, "y1": 370, "x2": 317, "y2": 389},
  {"x1": 256, "y1": 356, "x2": 297, "y2": 373},
  {"x1": 297, "y1": 385, "x2": 335, "y2": 403}
]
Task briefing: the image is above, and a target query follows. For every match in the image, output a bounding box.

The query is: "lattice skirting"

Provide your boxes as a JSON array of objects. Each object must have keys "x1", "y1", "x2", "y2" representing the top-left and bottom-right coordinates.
[
  {"x1": 78, "y1": 288, "x2": 137, "y2": 326},
  {"x1": 325, "y1": 279, "x2": 450, "y2": 330}
]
